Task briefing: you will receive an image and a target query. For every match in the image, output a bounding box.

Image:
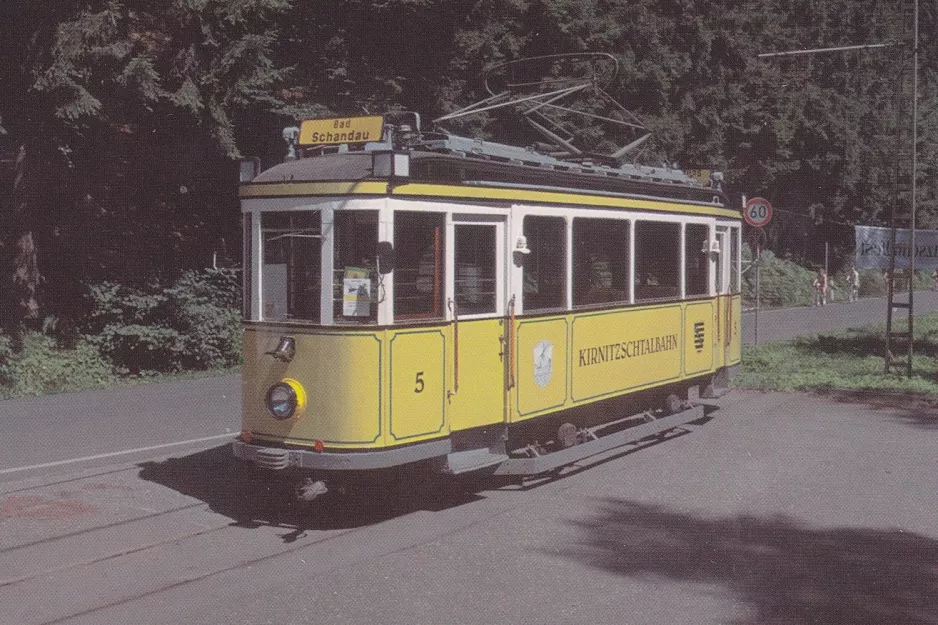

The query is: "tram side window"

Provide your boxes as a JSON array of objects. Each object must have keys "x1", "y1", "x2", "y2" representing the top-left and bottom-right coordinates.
[
  {"x1": 635, "y1": 221, "x2": 680, "y2": 301},
  {"x1": 685, "y1": 224, "x2": 710, "y2": 297},
  {"x1": 573, "y1": 217, "x2": 630, "y2": 306},
  {"x1": 523, "y1": 216, "x2": 566, "y2": 312},
  {"x1": 261, "y1": 212, "x2": 321, "y2": 322},
  {"x1": 333, "y1": 211, "x2": 379, "y2": 323},
  {"x1": 455, "y1": 224, "x2": 497, "y2": 314},
  {"x1": 394, "y1": 212, "x2": 446, "y2": 320}
]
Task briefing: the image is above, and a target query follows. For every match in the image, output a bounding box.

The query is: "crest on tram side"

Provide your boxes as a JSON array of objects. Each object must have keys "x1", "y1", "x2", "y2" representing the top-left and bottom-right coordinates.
[
  {"x1": 694, "y1": 321, "x2": 706, "y2": 352},
  {"x1": 533, "y1": 340, "x2": 554, "y2": 388}
]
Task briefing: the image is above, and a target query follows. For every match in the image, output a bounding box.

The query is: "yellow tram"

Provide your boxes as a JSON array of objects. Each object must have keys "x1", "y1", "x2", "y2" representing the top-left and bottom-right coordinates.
[{"x1": 233, "y1": 106, "x2": 741, "y2": 492}]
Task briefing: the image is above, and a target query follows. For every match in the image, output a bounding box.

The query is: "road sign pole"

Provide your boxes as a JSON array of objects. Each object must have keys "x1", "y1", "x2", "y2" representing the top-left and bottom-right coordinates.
[
  {"x1": 743, "y1": 197, "x2": 771, "y2": 345},
  {"x1": 755, "y1": 246, "x2": 760, "y2": 345}
]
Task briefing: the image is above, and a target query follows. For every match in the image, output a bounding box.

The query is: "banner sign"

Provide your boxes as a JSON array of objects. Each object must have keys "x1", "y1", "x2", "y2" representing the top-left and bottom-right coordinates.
[{"x1": 855, "y1": 225, "x2": 938, "y2": 270}]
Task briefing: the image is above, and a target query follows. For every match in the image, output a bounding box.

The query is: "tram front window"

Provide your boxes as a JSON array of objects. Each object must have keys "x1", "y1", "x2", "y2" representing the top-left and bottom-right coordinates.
[
  {"x1": 333, "y1": 210, "x2": 379, "y2": 324},
  {"x1": 261, "y1": 212, "x2": 321, "y2": 322}
]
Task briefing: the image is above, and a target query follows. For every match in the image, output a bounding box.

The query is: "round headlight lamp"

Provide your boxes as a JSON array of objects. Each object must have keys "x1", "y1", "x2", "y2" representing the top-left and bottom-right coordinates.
[{"x1": 265, "y1": 378, "x2": 306, "y2": 420}]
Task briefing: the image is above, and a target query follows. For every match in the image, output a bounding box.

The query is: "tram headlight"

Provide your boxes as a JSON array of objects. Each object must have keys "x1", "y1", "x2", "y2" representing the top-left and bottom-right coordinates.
[{"x1": 265, "y1": 378, "x2": 306, "y2": 420}]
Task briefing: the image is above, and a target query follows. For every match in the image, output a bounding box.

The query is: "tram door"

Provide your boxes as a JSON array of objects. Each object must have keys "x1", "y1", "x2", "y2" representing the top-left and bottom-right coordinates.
[
  {"x1": 448, "y1": 215, "x2": 508, "y2": 432},
  {"x1": 715, "y1": 225, "x2": 734, "y2": 365}
]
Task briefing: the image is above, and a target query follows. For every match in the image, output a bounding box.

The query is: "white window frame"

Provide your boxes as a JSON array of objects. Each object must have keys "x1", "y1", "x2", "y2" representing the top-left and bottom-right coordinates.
[{"x1": 450, "y1": 212, "x2": 508, "y2": 319}]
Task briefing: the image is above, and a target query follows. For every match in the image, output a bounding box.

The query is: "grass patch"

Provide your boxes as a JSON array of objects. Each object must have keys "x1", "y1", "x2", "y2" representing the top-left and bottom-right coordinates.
[{"x1": 734, "y1": 313, "x2": 938, "y2": 395}]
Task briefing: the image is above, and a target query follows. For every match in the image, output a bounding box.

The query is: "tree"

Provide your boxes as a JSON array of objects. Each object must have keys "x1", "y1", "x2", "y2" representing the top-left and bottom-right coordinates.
[
  {"x1": 0, "y1": 0, "x2": 293, "y2": 334},
  {"x1": 1, "y1": 0, "x2": 935, "y2": 334}
]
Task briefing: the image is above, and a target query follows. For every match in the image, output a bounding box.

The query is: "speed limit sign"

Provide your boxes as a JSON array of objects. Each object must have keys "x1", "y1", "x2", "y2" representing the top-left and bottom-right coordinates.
[{"x1": 744, "y1": 197, "x2": 773, "y2": 227}]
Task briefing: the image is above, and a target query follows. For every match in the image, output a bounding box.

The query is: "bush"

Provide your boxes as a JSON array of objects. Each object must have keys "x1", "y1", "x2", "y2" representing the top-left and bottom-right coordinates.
[
  {"x1": 166, "y1": 269, "x2": 242, "y2": 369},
  {"x1": 743, "y1": 250, "x2": 816, "y2": 307},
  {"x1": 84, "y1": 281, "x2": 184, "y2": 373},
  {"x1": 0, "y1": 333, "x2": 13, "y2": 390},
  {"x1": 744, "y1": 250, "x2": 935, "y2": 308},
  {"x1": 84, "y1": 268, "x2": 242, "y2": 374},
  {"x1": 0, "y1": 332, "x2": 118, "y2": 399}
]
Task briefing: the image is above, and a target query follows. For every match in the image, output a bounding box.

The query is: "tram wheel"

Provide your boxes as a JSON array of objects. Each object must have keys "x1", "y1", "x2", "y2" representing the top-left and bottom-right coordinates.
[
  {"x1": 662, "y1": 393, "x2": 683, "y2": 416},
  {"x1": 557, "y1": 422, "x2": 578, "y2": 448}
]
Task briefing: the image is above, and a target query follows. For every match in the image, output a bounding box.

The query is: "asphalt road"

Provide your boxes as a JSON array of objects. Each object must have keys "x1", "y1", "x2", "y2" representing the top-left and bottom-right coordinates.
[
  {"x1": 742, "y1": 290, "x2": 938, "y2": 344},
  {"x1": 0, "y1": 374, "x2": 240, "y2": 479},
  {"x1": 1, "y1": 390, "x2": 936, "y2": 624}
]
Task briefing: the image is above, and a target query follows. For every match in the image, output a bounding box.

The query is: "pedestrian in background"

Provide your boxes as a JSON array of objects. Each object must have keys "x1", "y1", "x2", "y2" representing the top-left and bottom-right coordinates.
[
  {"x1": 813, "y1": 268, "x2": 828, "y2": 306},
  {"x1": 849, "y1": 266, "x2": 859, "y2": 302}
]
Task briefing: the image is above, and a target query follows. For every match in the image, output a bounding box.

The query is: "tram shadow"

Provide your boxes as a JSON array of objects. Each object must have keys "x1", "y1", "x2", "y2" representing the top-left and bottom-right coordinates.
[{"x1": 137, "y1": 445, "x2": 484, "y2": 534}]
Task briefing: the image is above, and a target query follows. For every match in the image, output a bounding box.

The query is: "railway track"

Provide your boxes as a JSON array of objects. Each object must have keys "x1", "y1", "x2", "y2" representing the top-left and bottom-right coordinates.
[
  {"x1": 0, "y1": 456, "x2": 357, "y2": 624},
  {"x1": 0, "y1": 450, "x2": 508, "y2": 625},
  {"x1": 0, "y1": 403, "x2": 717, "y2": 624}
]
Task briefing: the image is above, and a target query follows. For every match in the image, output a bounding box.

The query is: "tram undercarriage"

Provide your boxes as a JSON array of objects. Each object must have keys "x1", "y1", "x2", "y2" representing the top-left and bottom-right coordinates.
[{"x1": 234, "y1": 367, "x2": 734, "y2": 503}]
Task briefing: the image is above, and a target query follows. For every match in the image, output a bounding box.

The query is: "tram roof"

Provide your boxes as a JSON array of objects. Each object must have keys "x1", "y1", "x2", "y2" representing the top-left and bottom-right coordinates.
[
  {"x1": 253, "y1": 152, "x2": 374, "y2": 183},
  {"x1": 251, "y1": 149, "x2": 723, "y2": 206}
]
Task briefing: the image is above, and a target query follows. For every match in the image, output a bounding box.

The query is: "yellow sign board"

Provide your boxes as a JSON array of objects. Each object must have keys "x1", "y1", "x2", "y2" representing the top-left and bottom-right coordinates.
[
  {"x1": 684, "y1": 169, "x2": 711, "y2": 186},
  {"x1": 298, "y1": 116, "x2": 384, "y2": 146}
]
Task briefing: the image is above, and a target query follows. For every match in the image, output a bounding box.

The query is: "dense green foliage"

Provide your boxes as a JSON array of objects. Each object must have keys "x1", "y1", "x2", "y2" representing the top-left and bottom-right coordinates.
[
  {"x1": 83, "y1": 268, "x2": 242, "y2": 373},
  {"x1": 0, "y1": 332, "x2": 119, "y2": 399},
  {"x1": 0, "y1": 0, "x2": 936, "y2": 333},
  {"x1": 743, "y1": 250, "x2": 818, "y2": 307},
  {"x1": 0, "y1": 0, "x2": 288, "y2": 327},
  {"x1": 734, "y1": 313, "x2": 938, "y2": 395},
  {"x1": 0, "y1": 268, "x2": 241, "y2": 398}
]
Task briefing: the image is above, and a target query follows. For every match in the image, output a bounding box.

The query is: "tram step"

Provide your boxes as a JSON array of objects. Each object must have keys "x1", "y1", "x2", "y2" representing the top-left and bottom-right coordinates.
[
  {"x1": 494, "y1": 404, "x2": 704, "y2": 477},
  {"x1": 445, "y1": 448, "x2": 510, "y2": 475}
]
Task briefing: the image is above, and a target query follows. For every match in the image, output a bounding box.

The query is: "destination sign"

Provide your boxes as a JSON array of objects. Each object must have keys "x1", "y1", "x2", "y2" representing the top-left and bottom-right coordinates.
[{"x1": 299, "y1": 116, "x2": 384, "y2": 146}]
